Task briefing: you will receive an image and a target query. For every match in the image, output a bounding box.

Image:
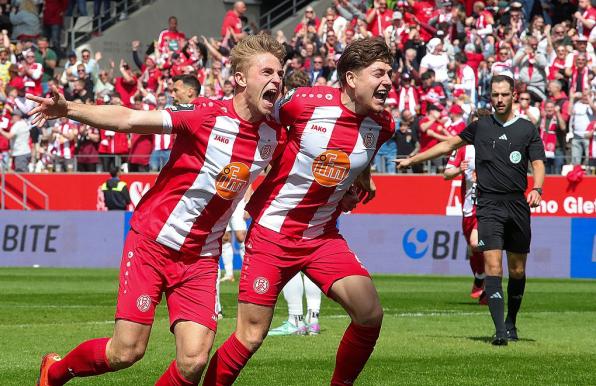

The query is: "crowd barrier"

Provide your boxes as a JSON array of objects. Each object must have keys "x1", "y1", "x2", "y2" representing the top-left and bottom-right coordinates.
[{"x1": 1, "y1": 211, "x2": 594, "y2": 279}]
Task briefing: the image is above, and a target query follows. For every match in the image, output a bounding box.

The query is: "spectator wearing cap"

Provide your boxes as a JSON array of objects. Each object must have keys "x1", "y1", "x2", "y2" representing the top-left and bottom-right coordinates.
[
  {"x1": 384, "y1": 11, "x2": 408, "y2": 50},
  {"x1": 575, "y1": 0, "x2": 596, "y2": 40},
  {"x1": 504, "y1": 2, "x2": 526, "y2": 37},
  {"x1": 420, "y1": 38, "x2": 450, "y2": 90},
  {"x1": 9, "y1": 0, "x2": 40, "y2": 41},
  {"x1": 396, "y1": 72, "x2": 419, "y2": 116},
  {"x1": 451, "y1": 52, "x2": 477, "y2": 104},
  {"x1": 366, "y1": 0, "x2": 393, "y2": 37},
  {"x1": 445, "y1": 104, "x2": 466, "y2": 136},
  {"x1": 0, "y1": 108, "x2": 31, "y2": 172},
  {"x1": 513, "y1": 36, "x2": 548, "y2": 101}
]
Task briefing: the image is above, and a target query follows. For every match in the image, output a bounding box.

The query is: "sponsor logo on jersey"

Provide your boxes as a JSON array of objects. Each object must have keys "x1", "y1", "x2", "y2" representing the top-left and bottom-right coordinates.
[
  {"x1": 136, "y1": 295, "x2": 152, "y2": 312},
  {"x1": 215, "y1": 162, "x2": 250, "y2": 200},
  {"x1": 253, "y1": 277, "x2": 270, "y2": 294},
  {"x1": 509, "y1": 151, "x2": 522, "y2": 164},
  {"x1": 214, "y1": 134, "x2": 230, "y2": 144},
  {"x1": 312, "y1": 150, "x2": 351, "y2": 187},
  {"x1": 311, "y1": 124, "x2": 327, "y2": 133}
]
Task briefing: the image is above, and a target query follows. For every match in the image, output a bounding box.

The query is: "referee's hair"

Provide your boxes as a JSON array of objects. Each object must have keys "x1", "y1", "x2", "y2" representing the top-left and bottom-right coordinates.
[
  {"x1": 337, "y1": 36, "x2": 393, "y2": 87},
  {"x1": 172, "y1": 74, "x2": 201, "y2": 97},
  {"x1": 490, "y1": 74, "x2": 514, "y2": 91}
]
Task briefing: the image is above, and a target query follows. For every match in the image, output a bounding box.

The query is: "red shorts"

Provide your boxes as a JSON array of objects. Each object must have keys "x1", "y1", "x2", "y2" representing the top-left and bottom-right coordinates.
[
  {"x1": 462, "y1": 215, "x2": 478, "y2": 244},
  {"x1": 115, "y1": 229, "x2": 219, "y2": 332},
  {"x1": 238, "y1": 224, "x2": 370, "y2": 307}
]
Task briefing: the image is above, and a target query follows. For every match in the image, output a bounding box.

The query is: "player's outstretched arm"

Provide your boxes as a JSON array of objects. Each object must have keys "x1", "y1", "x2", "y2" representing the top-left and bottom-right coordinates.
[
  {"x1": 27, "y1": 86, "x2": 164, "y2": 134},
  {"x1": 395, "y1": 135, "x2": 465, "y2": 170}
]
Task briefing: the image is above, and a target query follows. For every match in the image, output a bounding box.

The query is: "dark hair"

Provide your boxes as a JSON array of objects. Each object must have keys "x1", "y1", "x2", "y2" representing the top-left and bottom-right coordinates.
[
  {"x1": 109, "y1": 166, "x2": 120, "y2": 178},
  {"x1": 284, "y1": 69, "x2": 310, "y2": 90},
  {"x1": 454, "y1": 52, "x2": 467, "y2": 64},
  {"x1": 420, "y1": 71, "x2": 434, "y2": 81},
  {"x1": 490, "y1": 74, "x2": 514, "y2": 92},
  {"x1": 336, "y1": 37, "x2": 393, "y2": 87},
  {"x1": 172, "y1": 74, "x2": 201, "y2": 96}
]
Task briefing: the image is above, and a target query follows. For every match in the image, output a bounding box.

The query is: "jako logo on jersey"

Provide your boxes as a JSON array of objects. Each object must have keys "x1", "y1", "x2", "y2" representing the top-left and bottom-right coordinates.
[
  {"x1": 312, "y1": 125, "x2": 327, "y2": 133},
  {"x1": 402, "y1": 228, "x2": 429, "y2": 259},
  {"x1": 215, "y1": 162, "x2": 250, "y2": 200},
  {"x1": 214, "y1": 134, "x2": 230, "y2": 144},
  {"x1": 312, "y1": 150, "x2": 350, "y2": 187},
  {"x1": 136, "y1": 295, "x2": 151, "y2": 312},
  {"x1": 253, "y1": 277, "x2": 270, "y2": 294}
]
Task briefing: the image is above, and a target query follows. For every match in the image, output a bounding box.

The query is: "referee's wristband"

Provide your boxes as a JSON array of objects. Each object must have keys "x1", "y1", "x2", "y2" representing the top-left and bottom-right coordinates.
[{"x1": 532, "y1": 188, "x2": 543, "y2": 195}]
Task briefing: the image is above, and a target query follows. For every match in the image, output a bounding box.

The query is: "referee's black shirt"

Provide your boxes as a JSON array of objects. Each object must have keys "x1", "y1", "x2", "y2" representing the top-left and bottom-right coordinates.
[{"x1": 458, "y1": 115, "x2": 546, "y2": 195}]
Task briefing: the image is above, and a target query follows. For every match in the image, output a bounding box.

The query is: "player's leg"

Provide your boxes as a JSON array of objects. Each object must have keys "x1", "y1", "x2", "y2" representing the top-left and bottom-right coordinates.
[
  {"x1": 269, "y1": 273, "x2": 306, "y2": 336},
  {"x1": 230, "y1": 199, "x2": 248, "y2": 262},
  {"x1": 328, "y1": 276, "x2": 383, "y2": 385},
  {"x1": 504, "y1": 252, "x2": 527, "y2": 341},
  {"x1": 155, "y1": 321, "x2": 215, "y2": 385},
  {"x1": 157, "y1": 256, "x2": 219, "y2": 385},
  {"x1": 469, "y1": 228, "x2": 486, "y2": 301},
  {"x1": 234, "y1": 229, "x2": 247, "y2": 261},
  {"x1": 303, "y1": 235, "x2": 381, "y2": 385},
  {"x1": 220, "y1": 231, "x2": 234, "y2": 282},
  {"x1": 304, "y1": 274, "x2": 322, "y2": 335},
  {"x1": 215, "y1": 267, "x2": 222, "y2": 319},
  {"x1": 40, "y1": 230, "x2": 162, "y2": 385}
]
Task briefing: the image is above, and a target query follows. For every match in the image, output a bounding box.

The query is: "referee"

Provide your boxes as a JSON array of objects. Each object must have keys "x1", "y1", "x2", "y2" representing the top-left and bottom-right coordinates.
[{"x1": 396, "y1": 74, "x2": 546, "y2": 345}]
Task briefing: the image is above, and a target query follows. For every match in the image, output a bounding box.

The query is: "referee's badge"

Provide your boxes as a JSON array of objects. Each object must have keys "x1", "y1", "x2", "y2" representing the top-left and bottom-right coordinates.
[{"x1": 509, "y1": 151, "x2": 522, "y2": 164}]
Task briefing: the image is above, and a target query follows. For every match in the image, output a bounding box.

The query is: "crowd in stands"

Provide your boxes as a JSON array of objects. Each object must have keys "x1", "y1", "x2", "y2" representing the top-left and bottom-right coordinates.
[{"x1": 0, "y1": 0, "x2": 594, "y2": 174}]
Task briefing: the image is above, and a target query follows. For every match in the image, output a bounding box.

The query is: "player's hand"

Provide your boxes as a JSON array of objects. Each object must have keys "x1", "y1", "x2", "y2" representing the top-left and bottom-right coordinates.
[
  {"x1": 26, "y1": 85, "x2": 68, "y2": 127},
  {"x1": 394, "y1": 157, "x2": 412, "y2": 170},
  {"x1": 354, "y1": 173, "x2": 376, "y2": 204},
  {"x1": 460, "y1": 159, "x2": 469, "y2": 171},
  {"x1": 527, "y1": 189, "x2": 541, "y2": 208},
  {"x1": 340, "y1": 186, "x2": 360, "y2": 212}
]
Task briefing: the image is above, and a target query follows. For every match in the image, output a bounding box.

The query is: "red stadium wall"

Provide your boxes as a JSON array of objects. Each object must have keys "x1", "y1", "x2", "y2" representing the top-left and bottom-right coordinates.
[{"x1": 2, "y1": 174, "x2": 596, "y2": 216}]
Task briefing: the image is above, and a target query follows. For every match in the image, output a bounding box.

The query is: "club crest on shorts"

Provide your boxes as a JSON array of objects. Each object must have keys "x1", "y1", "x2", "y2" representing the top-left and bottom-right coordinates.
[
  {"x1": 136, "y1": 295, "x2": 151, "y2": 312},
  {"x1": 363, "y1": 132, "x2": 376, "y2": 148},
  {"x1": 312, "y1": 150, "x2": 351, "y2": 187},
  {"x1": 253, "y1": 277, "x2": 270, "y2": 294},
  {"x1": 215, "y1": 162, "x2": 250, "y2": 200},
  {"x1": 509, "y1": 151, "x2": 522, "y2": 164}
]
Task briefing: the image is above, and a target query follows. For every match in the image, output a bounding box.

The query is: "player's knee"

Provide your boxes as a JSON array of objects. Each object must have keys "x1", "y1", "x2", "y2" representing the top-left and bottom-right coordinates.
[
  {"x1": 509, "y1": 266, "x2": 525, "y2": 279},
  {"x1": 222, "y1": 233, "x2": 231, "y2": 243},
  {"x1": 237, "y1": 325, "x2": 267, "y2": 352},
  {"x1": 108, "y1": 345, "x2": 145, "y2": 369},
  {"x1": 176, "y1": 352, "x2": 209, "y2": 381},
  {"x1": 235, "y1": 231, "x2": 246, "y2": 243},
  {"x1": 353, "y1": 304, "x2": 383, "y2": 327}
]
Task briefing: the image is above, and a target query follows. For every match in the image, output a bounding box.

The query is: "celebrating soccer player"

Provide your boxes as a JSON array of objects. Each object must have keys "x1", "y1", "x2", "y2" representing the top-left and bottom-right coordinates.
[
  {"x1": 202, "y1": 37, "x2": 395, "y2": 385},
  {"x1": 30, "y1": 34, "x2": 287, "y2": 386},
  {"x1": 396, "y1": 75, "x2": 546, "y2": 345}
]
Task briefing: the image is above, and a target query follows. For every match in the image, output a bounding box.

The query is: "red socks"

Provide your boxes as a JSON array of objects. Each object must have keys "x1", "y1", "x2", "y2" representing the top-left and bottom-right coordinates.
[
  {"x1": 155, "y1": 360, "x2": 196, "y2": 386},
  {"x1": 202, "y1": 334, "x2": 253, "y2": 386},
  {"x1": 48, "y1": 337, "x2": 113, "y2": 385},
  {"x1": 331, "y1": 323, "x2": 381, "y2": 386},
  {"x1": 470, "y1": 251, "x2": 485, "y2": 276}
]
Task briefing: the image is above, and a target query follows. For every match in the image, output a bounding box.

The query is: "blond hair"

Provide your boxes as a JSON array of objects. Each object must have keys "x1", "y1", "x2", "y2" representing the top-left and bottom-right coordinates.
[{"x1": 230, "y1": 33, "x2": 286, "y2": 75}]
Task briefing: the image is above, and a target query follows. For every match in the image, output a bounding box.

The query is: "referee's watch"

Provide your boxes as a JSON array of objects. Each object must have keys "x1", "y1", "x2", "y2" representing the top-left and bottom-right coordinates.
[{"x1": 532, "y1": 187, "x2": 543, "y2": 195}]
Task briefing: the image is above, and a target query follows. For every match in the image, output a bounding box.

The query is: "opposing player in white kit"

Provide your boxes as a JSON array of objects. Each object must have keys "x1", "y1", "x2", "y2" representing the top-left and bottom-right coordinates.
[{"x1": 30, "y1": 34, "x2": 287, "y2": 386}]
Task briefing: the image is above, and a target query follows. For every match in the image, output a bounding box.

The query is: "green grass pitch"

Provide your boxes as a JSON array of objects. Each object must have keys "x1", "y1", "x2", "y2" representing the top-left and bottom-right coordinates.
[{"x1": 2, "y1": 268, "x2": 596, "y2": 385}]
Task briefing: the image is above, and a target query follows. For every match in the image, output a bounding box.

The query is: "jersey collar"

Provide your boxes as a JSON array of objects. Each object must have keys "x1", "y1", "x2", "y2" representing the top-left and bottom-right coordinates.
[{"x1": 492, "y1": 114, "x2": 519, "y2": 127}]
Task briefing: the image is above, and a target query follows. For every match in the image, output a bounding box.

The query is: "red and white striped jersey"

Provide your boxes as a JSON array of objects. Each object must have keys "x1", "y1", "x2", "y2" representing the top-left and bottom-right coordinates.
[
  {"x1": 130, "y1": 99, "x2": 285, "y2": 256},
  {"x1": 247, "y1": 86, "x2": 395, "y2": 239},
  {"x1": 446, "y1": 145, "x2": 476, "y2": 217},
  {"x1": 51, "y1": 121, "x2": 77, "y2": 159},
  {"x1": 153, "y1": 133, "x2": 173, "y2": 151}
]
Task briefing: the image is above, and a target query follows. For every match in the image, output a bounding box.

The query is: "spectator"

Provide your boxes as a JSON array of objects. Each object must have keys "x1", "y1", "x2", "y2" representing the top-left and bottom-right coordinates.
[
  {"x1": 420, "y1": 38, "x2": 450, "y2": 86},
  {"x1": 158, "y1": 16, "x2": 187, "y2": 53},
  {"x1": 309, "y1": 54, "x2": 329, "y2": 85},
  {"x1": 43, "y1": 0, "x2": 67, "y2": 56},
  {"x1": 374, "y1": 101, "x2": 398, "y2": 173},
  {"x1": 101, "y1": 166, "x2": 131, "y2": 210},
  {"x1": 9, "y1": 0, "x2": 41, "y2": 41},
  {"x1": 76, "y1": 123, "x2": 100, "y2": 172},
  {"x1": 79, "y1": 49, "x2": 100, "y2": 79},
  {"x1": 396, "y1": 72, "x2": 418, "y2": 116},
  {"x1": 22, "y1": 49, "x2": 43, "y2": 97},
  {"x1": 513, "y1": 36, "x2": 548, "y2": 101},
  {"x1": 0, "y1": 106, "x2": 9, "y2": 171},
  {"x1": 93, "y1": 0, "x2": 110, "y2": 32},
  {"x1": 34, "y1": 37, "x2": 57, "y2": 94},
  {"x1": 575, "y1": 0, "x2": 596, "y2": 40},
  {"x1": 568, "y1": 54, "x2": 591, "y2": 95},
  {"x1": 418, "y1": 70, "x2": 446, "y2": 114},
  {"x1": 451, "y1": 52, "x2": 476, "y2": 104},
  {"x1": 0, "y1": 109, "x2": 30, "y2": 172},
  {"x1": 114, "y1": 60, "x2": 137, "y2": 107},
  {"x1": 366, "y1": 0, "x2": 393, "y2": 37},
  {"x1": 514, "y1": 91, "x2": 541, "y2": 126},
  {"x1": 127, "y1": 95, "x2": 154, "y2": 172},
  {"x1": 220, "y1": 1, "x2": 246, "y2": 42},
  {"x1": 395, "y1": 109, "x2": 420, "y2": 173},
  {"x1": 65, "y1": 0, "x2": 88, "y2": 18},
  {"x1": 98, "y1": 94, "x2": 129, "y2": 171},
  {"x1": 318, "y1": 7, "x2": 348, "y2": 42},
  {"x1": 94, "y1": 69, "x2": 114, "y2": 99},
  {"x1": 569, "y1": 90, "x2": 595, "y2": 165},
  {"x1": 418, "y1": 104, "x2": 449, "y2": 173},
  {"x1": 384, "y1": 11, "x2": 407, "y2": 50},
  {"x1": 50, "y1": 117, "x2": 77, "y2": 172},
  {"x1": 0, "y1": 46, "x2": 10, "y2": 85},
  {"x1": 540, "y1": 100, "x2": 567, "y2": 174},
  {"x1": 295, "y1": 6, "x2": 320, "y2": 35}
]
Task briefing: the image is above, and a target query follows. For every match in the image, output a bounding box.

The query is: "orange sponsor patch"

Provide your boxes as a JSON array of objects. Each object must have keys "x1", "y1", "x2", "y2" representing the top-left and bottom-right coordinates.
[
  {"x1": 215, "y1": 162, "x2": 250, "y2": 200},
  {"x1": 312, "y1": 150, "x2": 350, "y2": 187}
]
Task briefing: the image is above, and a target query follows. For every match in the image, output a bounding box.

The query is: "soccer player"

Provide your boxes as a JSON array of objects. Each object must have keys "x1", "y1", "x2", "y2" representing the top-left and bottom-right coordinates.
[
  {"x1": 30, "y1": 34, "x2": 287, "y2": 386},
  {"x1": 202, "y1": 37, "x2": 395, "y2": 385},
  {"x1": 396, "y1": 75, "x2": 545, "y2": 345}
]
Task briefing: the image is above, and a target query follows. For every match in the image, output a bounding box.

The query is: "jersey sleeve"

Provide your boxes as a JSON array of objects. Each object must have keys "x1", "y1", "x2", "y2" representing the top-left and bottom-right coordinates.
[
  {"x1": 273, "y1": 88, "x2": 303, "y2": 127},
  {"x1": 162, "y1": 104, "x2": 200, "y2": 135},
  {"x1": 446, "y1": 147, "x2": 463, "y2": 169},
  {"x1": 528, "y1": 125, "x2": 546, "y2": 162},
  {"x1": 458, "y1": 120, "x2": 477, "y2": 144}
]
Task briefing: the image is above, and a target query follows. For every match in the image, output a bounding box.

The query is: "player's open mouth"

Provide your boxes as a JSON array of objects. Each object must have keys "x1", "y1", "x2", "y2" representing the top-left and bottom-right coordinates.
[
  {"x1": 373, "y1": 89, "x2": 388, "y2": 103},
  {"x1": 262, "y1": 88, "x2": 278, "y2": 106}
]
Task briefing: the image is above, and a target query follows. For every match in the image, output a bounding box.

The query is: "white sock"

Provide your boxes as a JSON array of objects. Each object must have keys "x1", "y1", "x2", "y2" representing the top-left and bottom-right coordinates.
[
  {"x1": 221, "y1": 242, "x2": 234, "y2": 278},
  {"x1": 282, "y1": 273, "x2": 304, "y2": 326},
  {"x1": 215, "y1": 268, "x2": 222, "y2": 314},
  {"x1": 304, "y1": 274, "x2": 321, "y2": 324},
  {"x1": 238, "y1": 241, "x2": 245, "y2": 262}
]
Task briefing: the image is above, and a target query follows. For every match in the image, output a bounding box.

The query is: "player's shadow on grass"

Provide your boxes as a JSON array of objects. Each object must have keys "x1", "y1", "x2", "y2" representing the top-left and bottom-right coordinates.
[{"x1": 467, "y1": 336, "x2": 537, "y2": 343}]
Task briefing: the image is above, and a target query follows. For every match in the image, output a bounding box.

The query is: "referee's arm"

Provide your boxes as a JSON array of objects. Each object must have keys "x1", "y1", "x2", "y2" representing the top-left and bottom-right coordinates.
[{"x1": 395, "y1": 135, "x2": 466, "y2": 169}]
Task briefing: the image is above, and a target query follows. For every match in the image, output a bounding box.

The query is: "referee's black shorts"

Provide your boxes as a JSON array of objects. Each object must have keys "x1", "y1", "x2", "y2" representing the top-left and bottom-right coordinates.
[{"x1": 476, "y1": 192, "x2": 531, "y2": 254}]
